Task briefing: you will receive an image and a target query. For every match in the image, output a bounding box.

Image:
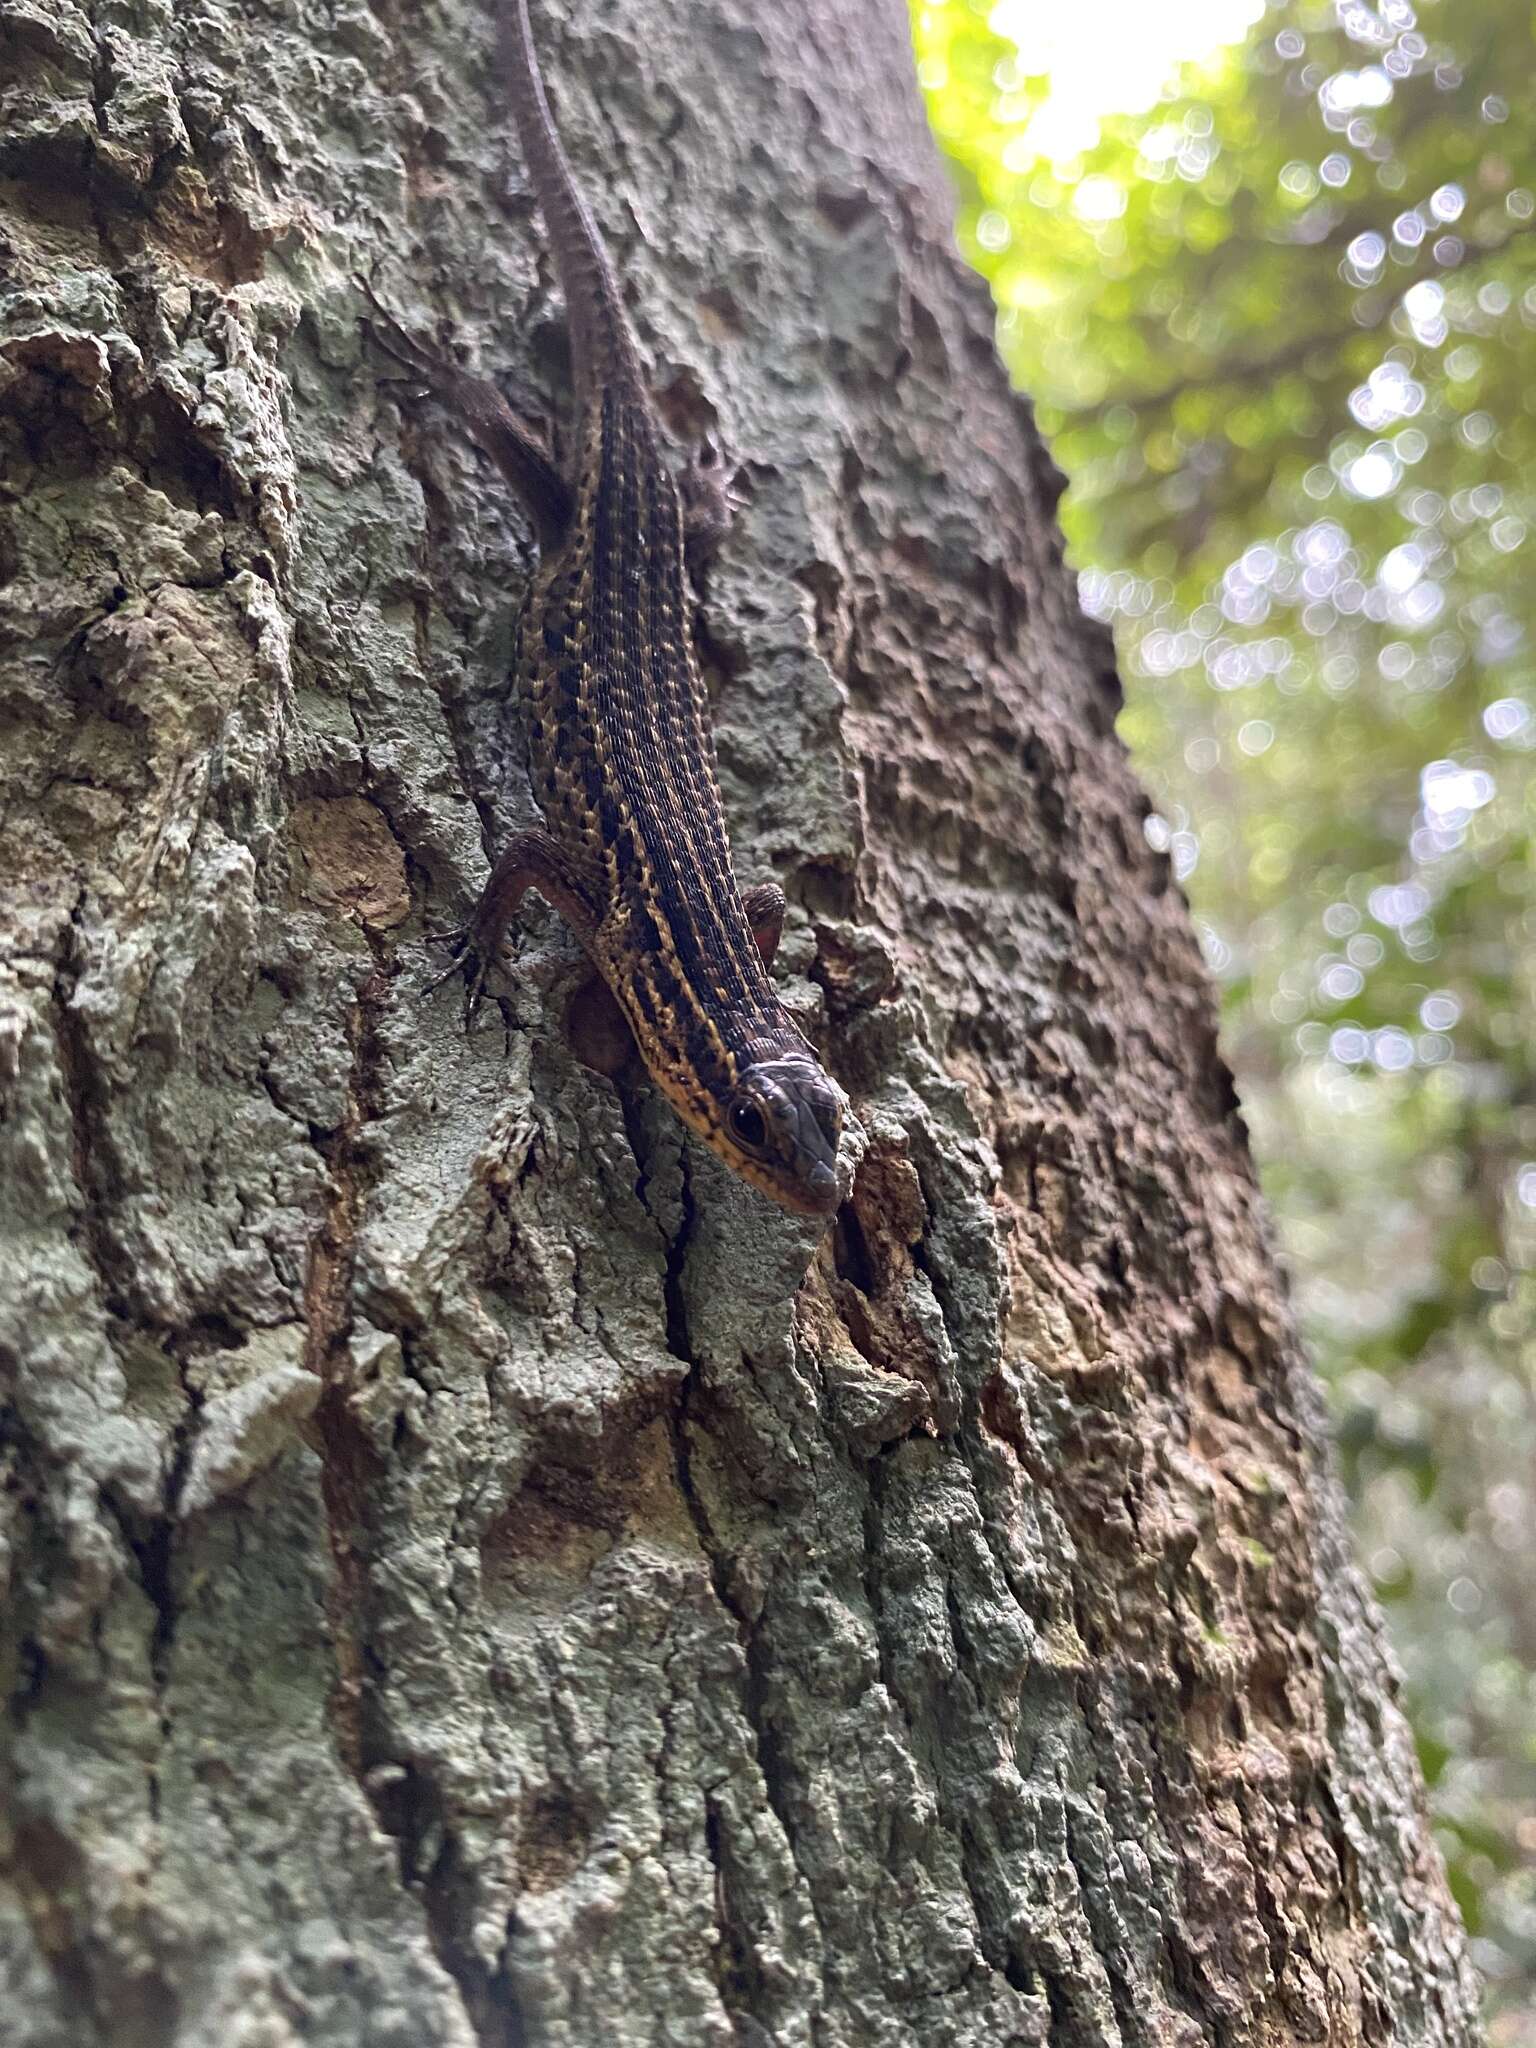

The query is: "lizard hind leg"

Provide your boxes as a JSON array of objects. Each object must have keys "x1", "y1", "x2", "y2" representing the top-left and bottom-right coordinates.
[
  {"x1": 424, "y1": 828, "x2": 603, "y2": 1029},
  {"x1": 361, "y1": 280, "x2": 574, "y2": 546}
]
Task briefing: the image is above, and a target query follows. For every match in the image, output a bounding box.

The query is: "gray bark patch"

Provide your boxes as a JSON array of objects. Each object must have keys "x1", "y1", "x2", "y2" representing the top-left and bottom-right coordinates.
[{"x1": 0, "y1": 0, "x2": 1477, "y2": 2043}]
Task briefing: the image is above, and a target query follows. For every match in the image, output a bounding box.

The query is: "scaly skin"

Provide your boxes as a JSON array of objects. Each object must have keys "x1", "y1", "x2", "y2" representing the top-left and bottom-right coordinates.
[{"x1": 386, "y1": 0, "x2": 846, "y2": 1216}]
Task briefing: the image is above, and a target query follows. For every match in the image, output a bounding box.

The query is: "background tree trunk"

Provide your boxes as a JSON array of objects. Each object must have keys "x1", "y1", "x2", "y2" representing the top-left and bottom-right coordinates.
[{"x1": 0, "y1": 0, "x2": 1480, "y2": 2042}]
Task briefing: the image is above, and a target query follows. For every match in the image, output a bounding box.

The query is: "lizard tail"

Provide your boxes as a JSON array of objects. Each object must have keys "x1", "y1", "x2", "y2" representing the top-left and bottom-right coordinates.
[{"x1": 499, "y1": 0, "x2": 642, "y2": 396}]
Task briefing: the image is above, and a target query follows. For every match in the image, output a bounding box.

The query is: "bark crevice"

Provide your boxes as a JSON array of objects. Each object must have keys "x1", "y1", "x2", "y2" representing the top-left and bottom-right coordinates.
[{"x1": 0, "y1": 0, "x2": 1477, "y2": 2041}]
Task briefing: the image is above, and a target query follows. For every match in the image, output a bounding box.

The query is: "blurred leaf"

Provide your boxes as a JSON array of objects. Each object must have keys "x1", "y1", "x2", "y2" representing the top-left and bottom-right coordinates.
[{"x1": 921, "y1": 0, "x2": 1536, "y2": 2009}]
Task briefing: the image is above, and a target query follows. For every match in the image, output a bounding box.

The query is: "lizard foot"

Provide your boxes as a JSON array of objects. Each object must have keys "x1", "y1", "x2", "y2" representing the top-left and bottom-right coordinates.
[{"x1": 421, "y1": 925, "x2": 499, "y2": 1028}]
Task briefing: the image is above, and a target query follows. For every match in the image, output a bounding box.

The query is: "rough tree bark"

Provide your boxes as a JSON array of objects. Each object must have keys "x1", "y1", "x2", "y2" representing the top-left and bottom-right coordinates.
[{"x1": 0, "y1": 0, "x2": 1481, "y2": 2043}]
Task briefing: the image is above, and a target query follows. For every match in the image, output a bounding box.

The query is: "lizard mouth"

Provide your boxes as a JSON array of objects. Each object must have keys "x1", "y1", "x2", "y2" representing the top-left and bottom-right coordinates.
[
  {"x1": 726, "y1": 1057, "x2": 844, "y2": 1215},
  {"x1": 803, "y1": 1160, "x2": 839, "y2": 1209}
]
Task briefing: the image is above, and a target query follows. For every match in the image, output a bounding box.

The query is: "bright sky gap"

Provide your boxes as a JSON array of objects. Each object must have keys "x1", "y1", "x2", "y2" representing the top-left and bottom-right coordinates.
[{"x1": 990, "y1": 0, "x2": 1267, "y2": 162}]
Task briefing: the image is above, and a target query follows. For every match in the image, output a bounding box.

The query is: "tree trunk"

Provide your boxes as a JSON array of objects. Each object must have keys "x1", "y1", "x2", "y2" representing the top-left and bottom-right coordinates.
[{"x1": 0, "y1": 0, "x2": 1479, "y2": 2043}]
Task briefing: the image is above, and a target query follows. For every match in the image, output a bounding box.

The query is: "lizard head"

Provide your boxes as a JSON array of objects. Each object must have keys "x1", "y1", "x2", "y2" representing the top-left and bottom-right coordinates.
[{"x1": 722, "y1": 1056, "x2": 844, "y2": 1216}]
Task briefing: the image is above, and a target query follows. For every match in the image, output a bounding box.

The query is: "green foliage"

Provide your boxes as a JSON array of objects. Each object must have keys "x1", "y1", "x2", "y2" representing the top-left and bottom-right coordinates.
[{"x1": 918, "y1": 0, "x2": 1536, "y2": 2028}]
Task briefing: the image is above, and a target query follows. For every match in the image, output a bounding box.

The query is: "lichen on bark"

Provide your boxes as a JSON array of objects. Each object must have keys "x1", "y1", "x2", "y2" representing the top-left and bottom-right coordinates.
[{"x1": 0, "y1": 0, "x2": 1478, "y2": 2043}]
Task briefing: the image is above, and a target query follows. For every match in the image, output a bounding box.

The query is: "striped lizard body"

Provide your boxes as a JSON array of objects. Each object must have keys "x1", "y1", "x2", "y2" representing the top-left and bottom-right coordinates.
[{"x1": 382, "y1": 0, "x2": 845, "y2": 1215}]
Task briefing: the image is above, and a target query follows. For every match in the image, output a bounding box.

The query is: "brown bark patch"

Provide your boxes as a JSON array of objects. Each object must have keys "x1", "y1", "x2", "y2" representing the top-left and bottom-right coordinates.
[{"x1": 292, "y1": 796, "x2": 411, "y2": 929}]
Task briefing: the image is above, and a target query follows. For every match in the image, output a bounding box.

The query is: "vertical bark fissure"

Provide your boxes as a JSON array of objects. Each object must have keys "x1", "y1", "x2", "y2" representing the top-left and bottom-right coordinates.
[
  {"x1": 667, "y1": 1221, "x2": 832, "y2": 1976},
  {"x1": 306, "y1": 965, "x2": 390, "y2": 1777},
  {"x1": 309, "y1": 955, "x2": 535, "y2": 2047},
  {"x1": 49, "y1": 890, "x2": 124, "y2": 1322}
]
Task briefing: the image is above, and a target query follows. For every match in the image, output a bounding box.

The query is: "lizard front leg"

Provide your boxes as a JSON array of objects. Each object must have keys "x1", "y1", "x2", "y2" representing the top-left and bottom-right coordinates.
[
  {"x1": 678, "y1": 435, "x2": 738, "y2": 574},
  {"x1": 426, "y1": 828, "x2": 602, "y2": 1023},
  {"x1": 739, "y1": 882, "x2": 786, "y2": 967}
]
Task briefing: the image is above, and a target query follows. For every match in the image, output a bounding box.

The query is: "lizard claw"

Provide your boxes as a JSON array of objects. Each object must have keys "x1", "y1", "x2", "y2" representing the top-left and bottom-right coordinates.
[
  {"x1": 357, "y1": 275, "x2": 454, "y2": 391},
  {"x1": 375, "y1": 369, "x2": 434, "y2": 402},
  {"x1": 421, "y1": 926, "x2": 498, "y2": 1029}
]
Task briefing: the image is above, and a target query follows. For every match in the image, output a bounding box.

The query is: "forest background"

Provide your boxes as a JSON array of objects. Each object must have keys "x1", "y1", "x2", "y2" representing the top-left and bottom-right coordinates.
[{"x1": 917, "y1": 0, "x2": 1536, "y2": 2034}]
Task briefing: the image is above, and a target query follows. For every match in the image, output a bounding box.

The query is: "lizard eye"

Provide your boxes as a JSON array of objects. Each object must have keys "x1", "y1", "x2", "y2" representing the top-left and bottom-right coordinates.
[{"x1": 729, "y1": 1102, "x2": 767, "y2": 1152}]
